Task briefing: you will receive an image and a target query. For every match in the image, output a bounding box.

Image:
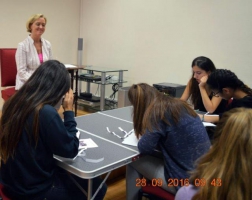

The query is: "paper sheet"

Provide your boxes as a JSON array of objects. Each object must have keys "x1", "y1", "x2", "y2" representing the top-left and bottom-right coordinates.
[
  {"x1": 65, "y1": 64, "x2": 77, "y2": 68},
  {"x1": 203, "y1": 122, "x2": 216, "y2": 127},
  {"x1": 76, "y1": 131, "x2": 80, "y2": 139},
  {"x1": 122, "y1": 131, "x2": 139, "y2": 147},
  {"x1": 56, "y1": 138, "x2": 99, "y2": 162},
  {"x1": 79, "y1": 138, "x2": 98, "y2": 149}
]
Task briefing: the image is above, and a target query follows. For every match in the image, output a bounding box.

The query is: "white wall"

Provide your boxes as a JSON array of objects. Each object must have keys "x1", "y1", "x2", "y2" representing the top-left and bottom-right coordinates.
[
  {"x1": 80, "y1": 0, "x2": 252, "y2": 95},
  {"x1": 1, "y1": 0, "x2": 252, "y2": 108},
  {"x1": 0, "y1": 0, "x2": 81, "y2": 108}
]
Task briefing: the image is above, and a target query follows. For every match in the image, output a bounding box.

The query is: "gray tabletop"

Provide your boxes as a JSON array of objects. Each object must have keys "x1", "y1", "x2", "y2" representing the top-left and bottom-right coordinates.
[
  {"x1": 55, "y1": 106, "x2": 139, "y2": 179},
  {"x1": 98, "y1": 106, "x2": 133, "y2": 122}
]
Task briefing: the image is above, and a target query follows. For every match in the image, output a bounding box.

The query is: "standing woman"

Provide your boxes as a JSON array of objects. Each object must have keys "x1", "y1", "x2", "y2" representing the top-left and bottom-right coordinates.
[
  {"x1": 181, "y1": 56, "x2": 227, "y2": 114},
  {"x1": 0, "y1": 60, "x2": 106, "y2": 199},
  {"x1": 15, "y1": 14, "x2": 53, "y2": 90},
  {"x1": 126, "y1": 83, "x2": 210, "y2": 200}
]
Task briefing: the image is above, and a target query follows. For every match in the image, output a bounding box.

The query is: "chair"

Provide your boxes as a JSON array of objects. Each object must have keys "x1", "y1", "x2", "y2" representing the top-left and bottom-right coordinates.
[
  {"x1": 0, "y1": 183, "x2": 11, "y2": 200},
  {"x1": 0, "y1": 48, "x2": 17, "y2": 101},
  {"x1": 227, "y1": 98, "x2": 233, "y2": 107},
  {"x1": 138, "y1": 183, "x2": 175, "y2": 200}
]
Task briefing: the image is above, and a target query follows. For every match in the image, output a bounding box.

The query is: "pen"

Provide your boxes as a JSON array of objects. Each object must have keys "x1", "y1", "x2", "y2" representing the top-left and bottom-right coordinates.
[
  {"x1": 106, "y1": 127, "x2": 123, "y2": 139},
  {"x1": 126, "y1": 129, "x2": 134, "y2": 137},
  {"x1": 113, "y1": 132, "x2": 122, "y2": 139},
  {"x1": 205, "y1": 112, "x2": 209, "y2": 115},
  {"x1": 118, "y1": 127, "x2": 129, "y2": 138}
]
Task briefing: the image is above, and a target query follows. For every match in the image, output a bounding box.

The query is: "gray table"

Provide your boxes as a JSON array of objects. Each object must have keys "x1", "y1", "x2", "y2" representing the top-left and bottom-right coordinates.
[{"x1": 54, "y1": 106, "x2": 139, "y2": 200}]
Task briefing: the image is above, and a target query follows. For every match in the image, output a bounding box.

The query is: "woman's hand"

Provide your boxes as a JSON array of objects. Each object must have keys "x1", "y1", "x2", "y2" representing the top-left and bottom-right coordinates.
[
  {"x1": 62, "y1": 89, "x2": 74, "y2": 111},
  {"x1": 199, "y1": 75, "x2": 208, "y2": 88}
]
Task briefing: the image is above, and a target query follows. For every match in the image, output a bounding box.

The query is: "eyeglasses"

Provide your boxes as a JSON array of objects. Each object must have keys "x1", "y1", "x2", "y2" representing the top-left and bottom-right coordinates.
[
  {"x1": 106, "y1": 127, "x2": 133, "y2": 139},
  {"x1": 212, "y1": 91, "x2": 221, "y2": 97}
]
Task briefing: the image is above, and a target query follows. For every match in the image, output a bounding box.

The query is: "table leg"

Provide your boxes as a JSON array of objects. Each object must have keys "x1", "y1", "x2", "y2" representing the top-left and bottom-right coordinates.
[
  {"x1": 88, "y1": 179, "x2": 93, "y2": 200},
  {"x1": 74, "y1": 69, "x2": 79, "y2": 116},
  {"x1": 86, "y1": 70, "x2": 92, "y2": 93},
  {"x1": 100, "y1": 72, "x2": 106, "y2": 111},
  {"x1": 93, "y1": 171, "x2": 112, "y2": 200},
  {"x1": 68, "y1": 174, "x2": 88, "y2": 197},
  {"x1": 70, "y1": 71, "x2": 74, "y2": 89},
  {"x1": 119, "y1": 71, "x2": 123, "y2": 87}
]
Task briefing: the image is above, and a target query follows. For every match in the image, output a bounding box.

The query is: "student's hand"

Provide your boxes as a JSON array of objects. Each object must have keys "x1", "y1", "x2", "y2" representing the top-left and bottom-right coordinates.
[
  {"x1": 62, "y1": 89, "x2": 74, "y2": 111},
  {"x1": 199, "y1": 75, "x2": 208, "y2": 87}
]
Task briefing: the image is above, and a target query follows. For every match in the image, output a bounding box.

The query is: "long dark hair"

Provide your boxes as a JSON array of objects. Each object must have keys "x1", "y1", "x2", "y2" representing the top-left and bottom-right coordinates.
[
  {"x1": 189, "y1": 56, "x2": 216, "y2": 107},
  {"x1": 128, "y1": 83, "x2": 197, "y2": 138},
  {"x1": 0, "y1": 60, "x2": 70, "y2": 163},
  {"x1": 207, "y1": 69, "x2": 252, "y2": 95}
]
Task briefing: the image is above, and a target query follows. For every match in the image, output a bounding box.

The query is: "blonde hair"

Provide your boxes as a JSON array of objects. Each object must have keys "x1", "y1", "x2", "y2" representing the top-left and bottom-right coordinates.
[
  {"x1": 190, "y1": 108, "x2": 252, "y2": 200},
  {"x1": 26, "y1": 14, "x2": 47, "y2": 33}
]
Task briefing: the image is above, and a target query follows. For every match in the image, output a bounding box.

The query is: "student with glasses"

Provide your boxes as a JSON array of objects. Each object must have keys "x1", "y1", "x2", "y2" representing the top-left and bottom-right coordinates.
[
  {"x1": 126, "y1": 83, "x2": 211, "y2": 200},
  {"x1": 198, "y1": 69, "x2": 252, "y2": 123},
  {"x1": 181, "y1": 56, "x2": 227, "y2": 114},
  {"x1": 175, "y1": 108, "x2": 252, "y2": 200}
]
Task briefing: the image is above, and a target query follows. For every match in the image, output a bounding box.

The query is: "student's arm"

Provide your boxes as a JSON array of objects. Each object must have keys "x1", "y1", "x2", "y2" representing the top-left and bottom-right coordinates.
[
  {"x1": 180, "y1": 80, "x2": 191, "y2": 101},
  {"x1": 138, "y1": 129, "x2": 163, "y2": 155},
  {"x1": 198, "y1": 114, "x2": 220, "y2": 123},
  {"x1": 43, "y1": 89, "x2": 79, "y2": 158},
  {"x1": 199, "y1": 76, "x2": 222, "y2": 113}
]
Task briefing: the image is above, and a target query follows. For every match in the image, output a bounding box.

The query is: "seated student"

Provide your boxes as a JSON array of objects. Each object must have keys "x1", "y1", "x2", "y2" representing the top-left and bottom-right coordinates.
[
  {"x1": 175, "y1": 108, "x2": 252, "y2": 200},
  {"x1": 181, "y1": 56, "x2": 227, "y2": 114},
  {"x1": 126, "y1": 83, "x2": 211, "y2": 200},
  {"x1": 198, "y1": 69, "x2": 252, "y2": 123},
  {"x1": 0, "y1": 60, "x2": 107, "y2": 200}
]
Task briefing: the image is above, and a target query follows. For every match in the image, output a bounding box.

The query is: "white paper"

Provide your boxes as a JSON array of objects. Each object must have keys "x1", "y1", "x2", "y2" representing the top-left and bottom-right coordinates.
[
  {"x1": 122, "y1": 131, "x2": 139, "y2": 147},
  {"x1": 65, "y1": 64, "x2": 77, "y2": 68},
  {"x1": 79, "y1": 138, "x2": 98, "y2": 149},
  {"x1": 76, "y1": 131, "x2": 80, "y2": 139},
  {"x1": 203, "y1": 122, "x2": 216, "y2": 127}
]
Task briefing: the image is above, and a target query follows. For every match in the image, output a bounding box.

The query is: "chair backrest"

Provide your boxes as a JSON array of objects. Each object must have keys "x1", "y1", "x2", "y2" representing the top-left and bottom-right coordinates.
[
  {"x1": 0, "y1": 48, "x2": 17, "y2": 87},
  {"x1": 0, "y1": 183, "x2": 11, "y2": 200}
]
